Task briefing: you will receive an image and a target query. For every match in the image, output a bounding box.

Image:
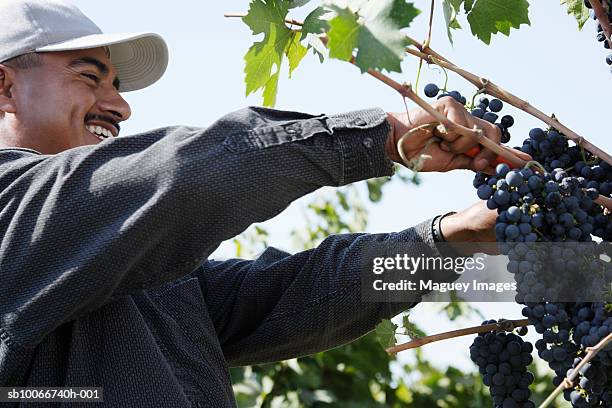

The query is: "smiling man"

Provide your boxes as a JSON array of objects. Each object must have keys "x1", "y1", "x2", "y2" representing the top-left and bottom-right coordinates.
[
  {"x1": 0, "y1": 0, "x2": 166, "y2": 154},
  {"x1": 0, "y1": 1, "x2": 507, "y2": 407},
  {"x1": 1, "y1": 49, "x2": 129, "y2": 152}
]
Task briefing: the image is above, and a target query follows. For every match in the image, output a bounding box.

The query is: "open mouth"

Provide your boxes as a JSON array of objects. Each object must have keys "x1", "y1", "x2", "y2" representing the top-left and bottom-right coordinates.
[{"x1": 85, "y1": 124, "x2": 114, "y2": 141}]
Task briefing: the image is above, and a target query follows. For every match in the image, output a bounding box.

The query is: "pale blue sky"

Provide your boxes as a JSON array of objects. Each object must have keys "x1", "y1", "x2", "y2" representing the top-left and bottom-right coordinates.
[{"x1": 72, "y1": 0, "x2": 611, "y2": 374}]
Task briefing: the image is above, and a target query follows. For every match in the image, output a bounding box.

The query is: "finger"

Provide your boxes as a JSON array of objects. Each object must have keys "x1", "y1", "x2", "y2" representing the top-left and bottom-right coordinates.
[
  {"x1": 445, "y1": 116, "x2": 500, "y2": 170},
  {"x1": 432, "y1": 98, "x2": 467, "y2": 143},
  {"x1": 396, "y1": 122, "x2": 437, "y2": 154},
  {"x1": 439, "y1": 141, "x2": 452, "y2": 152},
  {"x1": 443, "y1": 154, "x2": 474, "y2": 172},
  {"x1": 472, "y1": 133, "x2": 500, "y2": 171},
  {"x1": 506, "y1": 147, "x2": 533, "y2": 162},
  {"x1": 440, "y1": 105, "x2": 488, "y2": 154},
  {"x1": 432, "y1": 123, "x2": 460, "y2": 144},
  {"x1": 473, "y1": 122, "x2": 502, "y2": 169}
]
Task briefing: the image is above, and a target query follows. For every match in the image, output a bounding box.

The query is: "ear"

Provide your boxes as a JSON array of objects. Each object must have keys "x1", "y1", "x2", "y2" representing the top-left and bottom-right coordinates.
[{"x1": 0, "y1": 65, "x2": 17, "y2": 114}]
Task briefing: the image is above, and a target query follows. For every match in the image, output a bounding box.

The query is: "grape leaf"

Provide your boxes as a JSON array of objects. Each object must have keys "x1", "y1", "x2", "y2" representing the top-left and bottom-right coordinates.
[
  {"x1": 327, "y1": 0, "x2": 420, "y2": 73},
  {"x1": 285, "y1": 31, "x2": 308, "y2": 77},
  {"x1": 443, "y1": 0, "x2": 462, "y2": 45},
  {"x1": 301, "y1": 6, "x2": 333, "y2": 40},
  {"x1": 464, "y1": 0, "x2": 475, "y2": 12},
  {"x1": 327, "y1": 8, "x2": 360, "y2": 61},
  {"x1": 244, "y1": 23, "x2": 291, "y2": 100},
  {"x1": 466, "y1": 0, "x2": 530, "y2": 44},
  {"x1": 354, "y1": 23, "x2": 407, "y2": 71},
  {"x1": 402, "y1": 312, "x2": 426, "y2": 339},
  {"x1": 449, "y1": 0, "x2": 464, "y2": 11},
  {"x1": 243, "y1": 0, "x2": 311, "y2": 106},
  {"x1": 242, "y1": 0, "x2": 289, "y2": 36},
  {"x1": 561, "y1": 0, "x2": 590, "y2": 30},
  {"x1": 387, "y1": 0, "x2": 420, "y2": 26},
  {"x1": 262, "y1": 72, "x2": 280, "y2": 106},
  {"x1": 375, "y1": 319, "x2": 398, "y2": 349}
]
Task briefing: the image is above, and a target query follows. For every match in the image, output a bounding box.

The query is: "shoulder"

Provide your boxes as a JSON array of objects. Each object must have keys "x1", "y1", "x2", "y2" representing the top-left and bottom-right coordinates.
[{"x1": 0, "y1": 147, "x2": 43, "y2": 156}]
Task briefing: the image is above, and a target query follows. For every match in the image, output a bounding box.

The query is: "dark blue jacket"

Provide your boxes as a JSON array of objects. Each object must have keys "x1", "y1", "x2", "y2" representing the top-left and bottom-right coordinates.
[{"x1": 0, "y1": 107, "x2": 440, "y2": 406}]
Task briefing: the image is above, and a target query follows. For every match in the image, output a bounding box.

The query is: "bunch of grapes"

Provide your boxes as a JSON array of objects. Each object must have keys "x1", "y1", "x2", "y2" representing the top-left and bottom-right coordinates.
[
  {"x1": 583, "y1": 0, "x2": 612, "y2": 71},
  {"x1": 472, "y1": 126, "x2": 611, "y2": 405},
  {"x1": 423, "y1": 81, "x2": 611, "y2": 406},
  {"x1": 475, "y1": 174, "x2": 611, "y2": 402},
  {"x1": 517, "y1": 128, "x2": 611, "y2": 241},
  {"x1": 469, "y1": 320, "x2": 536, "y2": 407},
  {"x1": 425, "y1": 82, "x2": 612, "y2": 406},
  {"x1": 474, "y1": 162, "x2": 610, "y2": 408},
  {"x1": 564, "y1": 358, "x2": 612, "y2": 406}
]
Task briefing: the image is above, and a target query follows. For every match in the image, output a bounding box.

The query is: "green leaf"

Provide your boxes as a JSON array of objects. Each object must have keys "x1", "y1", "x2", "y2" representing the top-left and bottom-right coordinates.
[
  {"x1": 300, "y1": 6, "x2": 332, "y2": 40},
  {"x1": 285, "y1": 31, "x2": 308, "y2": 77},
  {"x1": 242, "y1": 0, "x2": 289, "y2": 36},
  {"x1": 244, "y1": 23, "x2": 292, "y2": 105},
  {"x1": 355, "y1": 25, "x2": 405, "y2": 72},
  {"x1": 327, "y1": 8, "x2": 361, "y2": 61},
  {"x1": 449, "y1": 0, "x2": 464, "y2": 10},
  {"x1": 495, "y1": 19, "x2": 512, "y2": 36},
  {"x1": 561, "y1": 0, "x2": 590, "y2": 30},
  {"x1": 356, "y1": 0, "x2": 420, "y2": 72},
  {"x1": 466, "y1": 0, "x2": 530, "y2": 44},
  {"x1": 388, "y1": 0, "x2": 420, "y2": 27},
  {"x1": 443, "y1": 0, "x2": 462, "y2": 44},
  {"x1": 366, "y1": 178, "x2": 389, "y2": 202},
  {"x1": 450, "y1": 15, "x2": 462, "y2": 29},
  {"x1": 243, "y1": 0, "x2": 312, "y2": 106},
  {"x1": 327, "y1": 0, "x2": 420, "y2": 72},
  {"x1": 402, "y1": 312, "x2": 427, "y2": 339},
  {"x1": 464, "y1": 0, "x2": 475, "y2": 12},
  {"x1": 375, "y1": 319, "x2": 398, "y2": 348}
]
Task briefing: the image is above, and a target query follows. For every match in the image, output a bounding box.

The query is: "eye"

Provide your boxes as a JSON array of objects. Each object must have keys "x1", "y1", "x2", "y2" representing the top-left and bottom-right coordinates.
[{"x1": 81, "y1": 73, "x2": 100, "y2": 83}]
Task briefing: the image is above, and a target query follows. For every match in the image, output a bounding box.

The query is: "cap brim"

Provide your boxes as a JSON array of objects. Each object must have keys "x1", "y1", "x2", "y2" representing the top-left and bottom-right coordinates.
[{"x1": 36, "y1": 33, "x2": 168, "y2": 92}]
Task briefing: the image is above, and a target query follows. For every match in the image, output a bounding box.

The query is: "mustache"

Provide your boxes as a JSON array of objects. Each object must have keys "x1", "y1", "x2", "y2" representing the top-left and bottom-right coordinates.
[{"x1": 84, "y1": 114, "x2": 121, "y2": 134}]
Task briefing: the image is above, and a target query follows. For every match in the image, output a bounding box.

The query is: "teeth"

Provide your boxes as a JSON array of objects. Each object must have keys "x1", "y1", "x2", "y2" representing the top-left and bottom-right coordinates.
[{"x1": 86, "y1": 124, "x2": 113, "y2": 140}]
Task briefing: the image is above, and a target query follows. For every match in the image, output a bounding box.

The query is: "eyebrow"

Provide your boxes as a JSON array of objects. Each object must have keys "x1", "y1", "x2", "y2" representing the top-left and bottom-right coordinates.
[{"x1": 68, "y1": 57, "x2": 121, "y2": 91}]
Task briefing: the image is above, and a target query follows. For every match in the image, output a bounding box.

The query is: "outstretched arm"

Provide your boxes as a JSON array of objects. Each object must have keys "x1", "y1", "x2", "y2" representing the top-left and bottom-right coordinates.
[
  {"x1": 193, "y1": 202, "x2": 496, "y2": 367},
  {"x1": 0, "y1": 107, "x2": 394, "y2": 350}
]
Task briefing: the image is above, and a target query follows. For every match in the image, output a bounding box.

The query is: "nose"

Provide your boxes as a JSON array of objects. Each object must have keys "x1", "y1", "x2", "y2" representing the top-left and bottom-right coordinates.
[{"x1": 97, "y1": 87, "x2": 132, "y2": 123}]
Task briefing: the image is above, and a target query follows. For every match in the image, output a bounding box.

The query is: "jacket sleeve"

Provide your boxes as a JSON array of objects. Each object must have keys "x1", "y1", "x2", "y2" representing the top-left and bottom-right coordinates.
[
  {"x1": 0, "y1": 107, "x2": 394, "y2": 349},
  {"x1": 191, "y1": 218, "x2": 454, "y2": 367}
]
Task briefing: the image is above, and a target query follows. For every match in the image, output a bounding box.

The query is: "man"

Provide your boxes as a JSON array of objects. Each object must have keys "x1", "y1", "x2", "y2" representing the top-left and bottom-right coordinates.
[{"x1": 0, "y1": 0, "x2": 523, "y2": 406}]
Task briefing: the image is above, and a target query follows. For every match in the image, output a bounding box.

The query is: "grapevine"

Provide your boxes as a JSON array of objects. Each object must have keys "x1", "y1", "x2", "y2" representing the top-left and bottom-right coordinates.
[{"x1": 230, "y1": 1, "x2": 612, "y2": 406}]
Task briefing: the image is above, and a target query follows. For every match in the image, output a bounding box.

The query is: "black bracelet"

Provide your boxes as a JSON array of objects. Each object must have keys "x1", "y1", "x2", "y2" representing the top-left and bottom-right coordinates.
[{"x1": 432, "y1": 211, "x2": 457, "y2": 243}]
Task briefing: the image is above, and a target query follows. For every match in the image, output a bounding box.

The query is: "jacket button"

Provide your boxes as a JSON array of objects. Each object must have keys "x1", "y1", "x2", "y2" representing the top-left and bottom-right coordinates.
[
  {"x1": 352, "y1": 118, "x2": 367, "y2": 126},
  {"x1": 285, "y1": 125, "x2": 299, "y2": 134},
  {"x1": 362, "y1": 137, "x2": 374, "y2": 148}
]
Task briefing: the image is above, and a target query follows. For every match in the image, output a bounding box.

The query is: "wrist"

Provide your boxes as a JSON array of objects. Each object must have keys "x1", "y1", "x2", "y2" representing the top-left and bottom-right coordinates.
[
  {"x1": 439, "y1": 212, "x2": 476, "y2": 243},
  {"x1": 384, "y1": 112, "x2": 402, "y2": 163}
]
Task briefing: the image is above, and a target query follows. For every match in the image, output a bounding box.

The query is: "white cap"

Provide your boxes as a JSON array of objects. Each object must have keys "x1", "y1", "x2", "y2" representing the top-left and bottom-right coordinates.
[{"x1": 0, "y1": 0, "x2": 168, "y2": 92}]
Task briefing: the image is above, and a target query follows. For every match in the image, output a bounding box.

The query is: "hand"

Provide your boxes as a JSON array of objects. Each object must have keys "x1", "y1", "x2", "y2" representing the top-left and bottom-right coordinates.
[
  {"x1": 385, "y1": 97, "x2": 531, "y2": 174},
  {"x1": 439, "y1": 201, "x2": 499, "y2": 255}
]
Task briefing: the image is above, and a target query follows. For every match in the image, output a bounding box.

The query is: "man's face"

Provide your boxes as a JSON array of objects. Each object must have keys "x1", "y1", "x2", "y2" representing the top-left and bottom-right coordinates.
[{"x1": 0, "y1": 47, "x2": 131, "y2": 154}]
